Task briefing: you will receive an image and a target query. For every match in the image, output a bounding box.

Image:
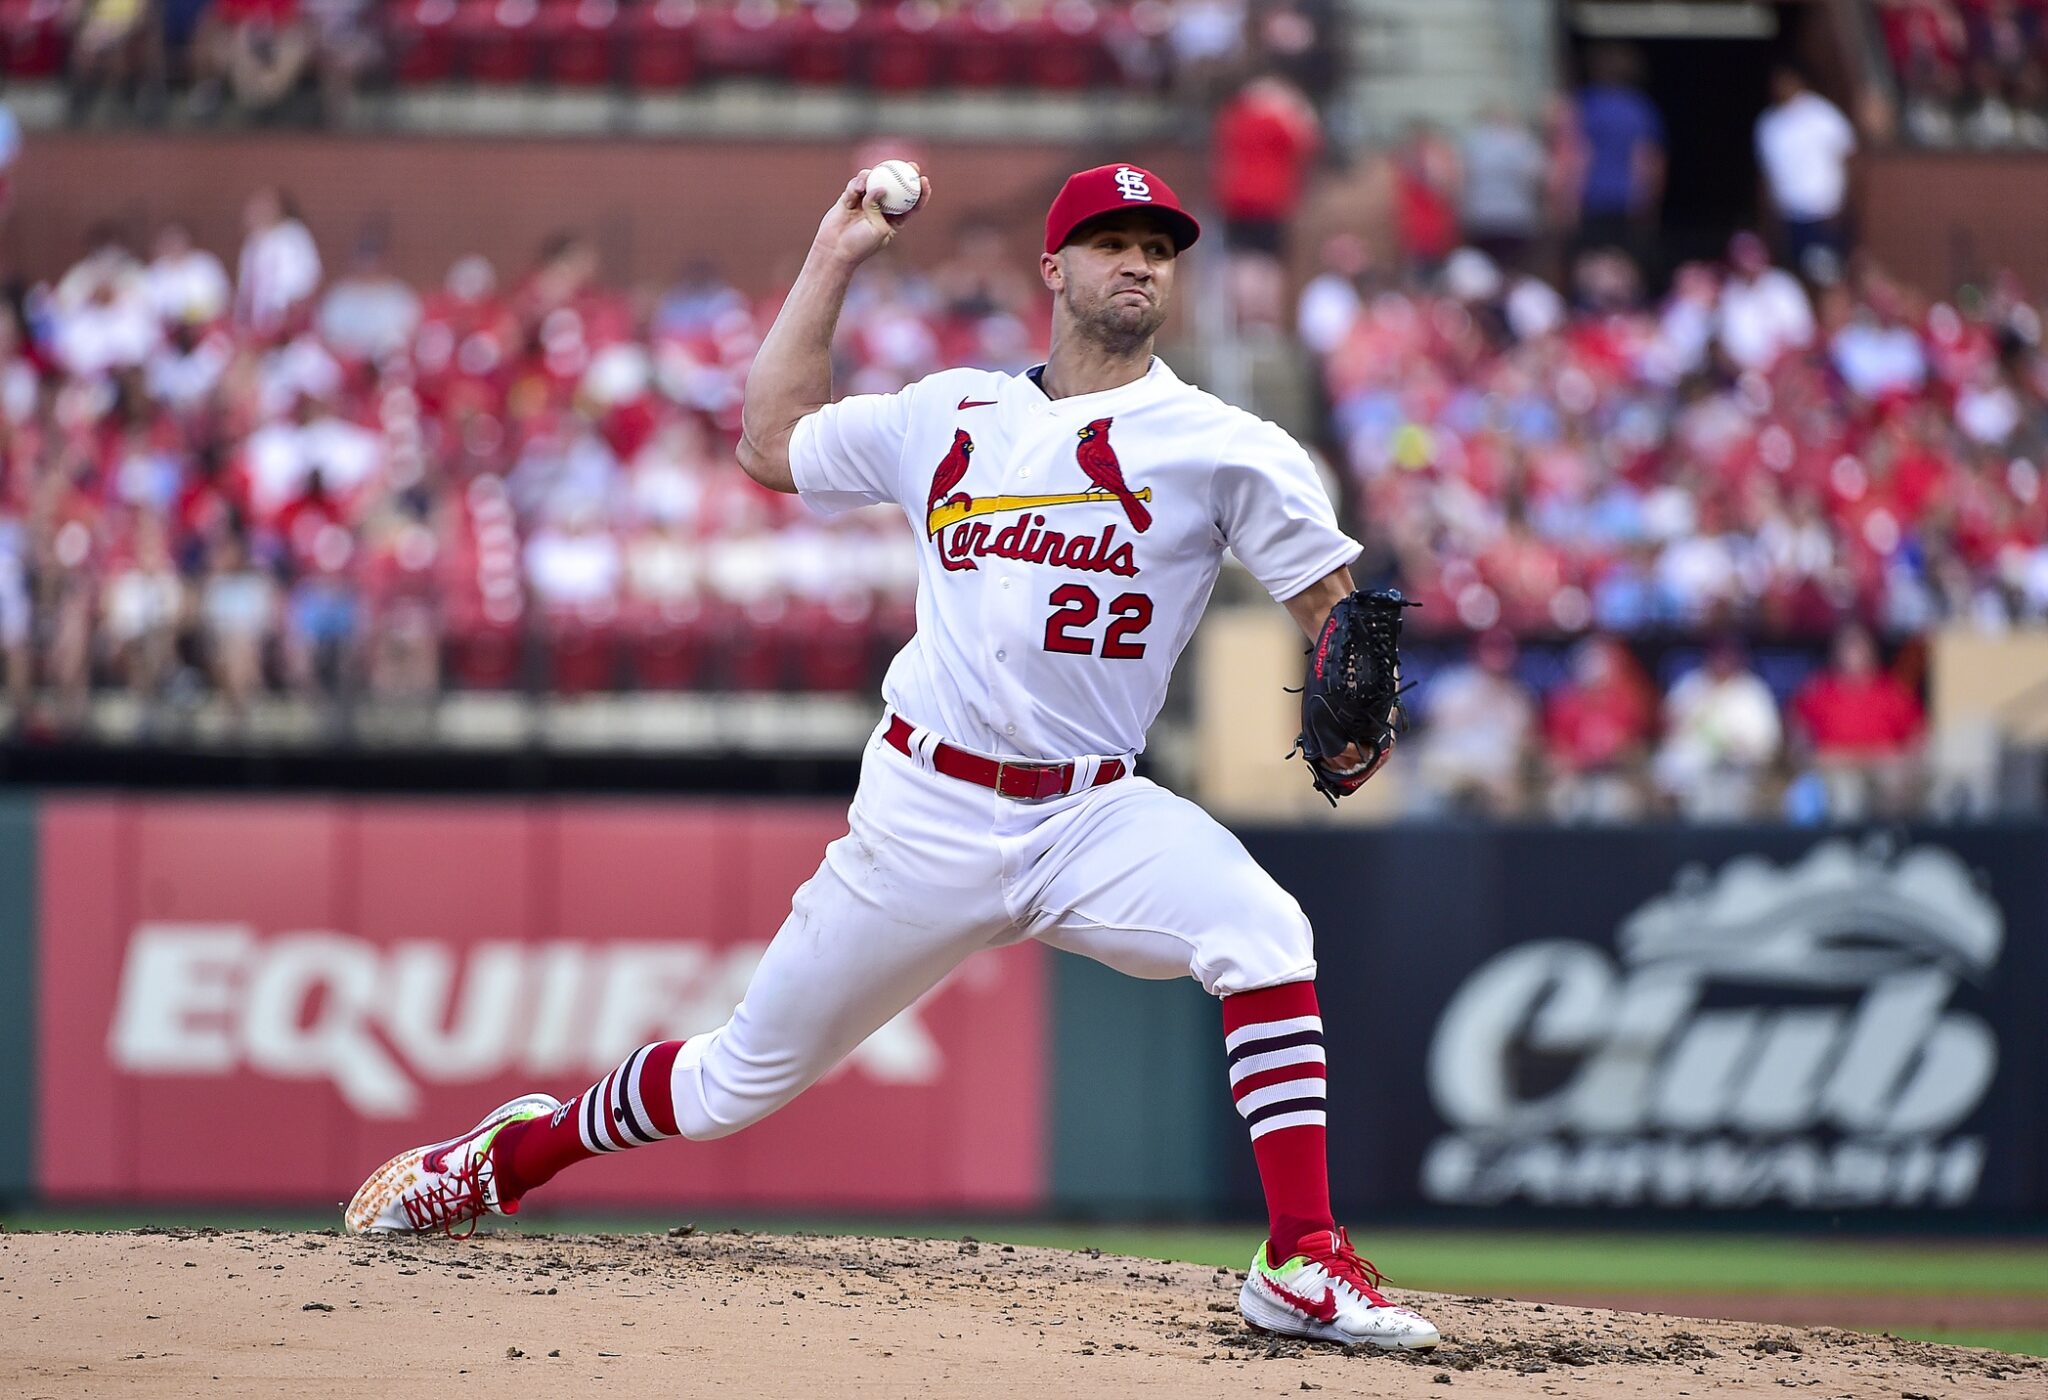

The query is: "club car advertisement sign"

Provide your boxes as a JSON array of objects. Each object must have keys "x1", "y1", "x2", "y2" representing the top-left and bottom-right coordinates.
[
  {"x1": 1242, "y1": 827, "x2": 2048, "y2": 1220},
  {"x1": 37, "y1": 796, "x2": 1048, "y2": 1211}
]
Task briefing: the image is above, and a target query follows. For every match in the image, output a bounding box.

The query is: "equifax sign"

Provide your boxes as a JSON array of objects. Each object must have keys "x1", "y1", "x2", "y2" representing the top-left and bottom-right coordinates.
[{"x1": 107, "y1": 923, "x2": 947, "y2": 1118}]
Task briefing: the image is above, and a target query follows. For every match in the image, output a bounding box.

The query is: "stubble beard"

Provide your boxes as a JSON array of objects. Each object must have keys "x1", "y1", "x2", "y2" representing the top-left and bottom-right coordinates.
[{"x1": 1065, "y1": 283, "x2": 1168, "y2": 357}]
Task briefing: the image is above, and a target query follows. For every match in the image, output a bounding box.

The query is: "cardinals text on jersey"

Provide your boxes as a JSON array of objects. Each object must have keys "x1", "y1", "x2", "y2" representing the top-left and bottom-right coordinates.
[{"x1": 925, "y1": 418, "x2": 1148, "y2": 576}]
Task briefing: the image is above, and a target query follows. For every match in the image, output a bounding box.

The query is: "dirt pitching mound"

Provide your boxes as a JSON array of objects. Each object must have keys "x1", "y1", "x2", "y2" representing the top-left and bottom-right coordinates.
[{"x1": 3, "y1": 1228, "x2": 2039, "y2": 1398}]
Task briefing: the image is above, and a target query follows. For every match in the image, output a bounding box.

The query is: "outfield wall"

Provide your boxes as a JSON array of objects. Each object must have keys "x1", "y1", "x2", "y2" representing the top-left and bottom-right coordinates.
[
  {"x1": 1238, "y1": 824, "x2": 2048, "y2": 1223},
  {"x1": 1, "y1": 796, "x2": 2042, "y2": 1222}
]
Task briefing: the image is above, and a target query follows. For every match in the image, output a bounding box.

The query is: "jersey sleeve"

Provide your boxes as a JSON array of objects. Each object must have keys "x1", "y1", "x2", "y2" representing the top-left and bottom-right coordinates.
[
  {"x1": 788, "y1": 382, "x2": 917, "y2": 515},
  {"x1": 1211, "y1": 417, "x2": 1361, "y2": 601}
]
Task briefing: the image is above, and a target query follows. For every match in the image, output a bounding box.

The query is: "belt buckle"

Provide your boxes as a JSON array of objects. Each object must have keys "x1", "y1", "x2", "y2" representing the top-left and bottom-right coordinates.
[{"x1": 995, "y1": 760, "x2": 1063, "y2": 801}]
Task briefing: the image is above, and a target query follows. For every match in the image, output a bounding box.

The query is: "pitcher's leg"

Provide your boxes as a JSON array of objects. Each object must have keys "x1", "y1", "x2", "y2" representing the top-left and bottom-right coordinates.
[
  {"x1": 1024, "y1": 781, "x2": 1434, "y2": 1348},
  {"x1": 1025, "y1": 778, "x2": 1314, "y2": 996},
  {"x1": 490, "y1": 827, "x2": 998, "y2": 1205},
  {"x1": 350, "y1": 746, "x2": 1008, "y2": 1233},
  {"x1": 671, "y1": 840, "x2": 995, "y2": 1140},
  {"x1": 1025, "y1": 781, "x2": 1332, "y2": 1250}
]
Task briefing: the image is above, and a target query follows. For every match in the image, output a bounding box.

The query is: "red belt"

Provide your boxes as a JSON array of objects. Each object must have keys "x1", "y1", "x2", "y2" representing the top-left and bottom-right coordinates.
[{"x1": 884, "y1": 714, "x2": 1128, "y2": 801}]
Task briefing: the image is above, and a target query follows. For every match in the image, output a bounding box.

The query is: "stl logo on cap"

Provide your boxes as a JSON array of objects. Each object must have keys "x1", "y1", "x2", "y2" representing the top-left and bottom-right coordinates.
[{"x1": 1114, "y1": 167, "x2": 1154, "y2": 202}]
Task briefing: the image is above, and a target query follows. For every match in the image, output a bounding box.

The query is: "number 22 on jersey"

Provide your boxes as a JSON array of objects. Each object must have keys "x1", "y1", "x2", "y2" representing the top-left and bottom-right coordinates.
[{"x1": 1043, "y1": 584, "x2": 1154, "y2": 659}]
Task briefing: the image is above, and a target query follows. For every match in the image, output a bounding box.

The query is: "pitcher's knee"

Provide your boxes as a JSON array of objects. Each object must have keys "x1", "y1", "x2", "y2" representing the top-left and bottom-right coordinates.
[
  {"x1": 1193, "y1": 891, "x2": 1317, "y2": 997},
  {"x1": 670, "y1": 1031, "x2": 820, "y2": 1142}
]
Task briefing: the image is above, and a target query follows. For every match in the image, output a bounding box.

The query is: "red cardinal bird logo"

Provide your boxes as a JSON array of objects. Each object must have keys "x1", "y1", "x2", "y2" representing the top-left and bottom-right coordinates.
[
  {"x1": 928, "y1": 428, "x2": 975, "y2": 513},
  {"x1": 929, "y1": 429, "x2": 977, "y2": 571},
  {"x1": 1075, "y1": 418, "x2": 1151, "y2": 533}
]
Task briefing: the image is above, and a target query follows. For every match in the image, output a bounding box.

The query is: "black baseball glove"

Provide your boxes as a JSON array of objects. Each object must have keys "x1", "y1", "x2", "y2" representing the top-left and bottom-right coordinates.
[{"x1": 1289, "y1": 588, "x2": 1418, "y2": 805}]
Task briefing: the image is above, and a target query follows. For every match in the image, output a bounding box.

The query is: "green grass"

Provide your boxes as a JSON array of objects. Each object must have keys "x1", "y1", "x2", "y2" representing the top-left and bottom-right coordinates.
[
  {"x1": 8, "y1": 1211, "x2": 2044, "y2": 1355},
  {"x1": 1885, "y1": 1328, "x2": 2048, "y2": 1356}
]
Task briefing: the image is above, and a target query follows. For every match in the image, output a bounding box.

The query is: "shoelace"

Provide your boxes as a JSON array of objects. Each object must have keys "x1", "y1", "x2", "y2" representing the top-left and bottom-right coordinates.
[
  {"x1": 399, "y1": 1149, "x2": 492, "y2": 1239},
  {"x1": 1319, "y1": 1228, "x2": 1393, "y2": 1306}
]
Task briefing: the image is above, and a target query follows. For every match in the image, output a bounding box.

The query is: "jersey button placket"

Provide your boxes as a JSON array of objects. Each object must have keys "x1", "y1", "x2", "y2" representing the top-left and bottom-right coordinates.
[{"x1": 990, "y1": 421, "x2": 1044, "y2": 750}]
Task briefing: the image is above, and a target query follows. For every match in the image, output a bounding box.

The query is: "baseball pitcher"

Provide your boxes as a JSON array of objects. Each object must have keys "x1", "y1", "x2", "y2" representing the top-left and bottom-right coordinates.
[{"x1": 346, "y1": 162, "x2": 1435, "y2": 1351}]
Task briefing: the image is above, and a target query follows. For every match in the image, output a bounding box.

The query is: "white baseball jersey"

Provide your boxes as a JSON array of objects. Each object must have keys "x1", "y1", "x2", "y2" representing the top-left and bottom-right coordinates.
[{"x1": 790, "y1": 356, "x2": 1358, "y2": 760}]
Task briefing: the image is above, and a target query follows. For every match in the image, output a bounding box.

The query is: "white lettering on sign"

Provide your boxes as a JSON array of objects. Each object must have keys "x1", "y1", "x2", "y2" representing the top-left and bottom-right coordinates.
[
  {"x1": 1420, "y1": 840, "x2": 2005, "y2": 1209},
  {"x1": 106, "y1": 926, "x2": 953, "y2": 1116}
]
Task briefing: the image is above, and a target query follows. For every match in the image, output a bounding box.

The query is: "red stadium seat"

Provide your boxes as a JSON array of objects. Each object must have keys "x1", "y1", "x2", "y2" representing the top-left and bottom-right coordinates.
[
  {"x1": 628, "y1": 605, "x2": 711, "y2": 689},
  {"x1": 456, "y1": 0, "x2": 542, "y2": 85},
  {"x1": 787, "y1": 0, "x2": 858, "y2": 85},
  {"x1": 1025, "y1": 0, "x2": 1107, "y2": 90},
  {"x1": 788, "y1": 598, "x2": 875, "y2": 694},
  {"x1": 626, "y1": 0, "x2": 701, "y2": 88},
  {"x1": 539, "y1": 0, "x2": 620, "y2": 86},
  {"x1": 445, "y1": 619, "x2": 526, "y2": 689},
  {"x1": 546, "y1": 618, "x2": 620, "y2": 694},
  {"x1": 0, "y1": 0, "x2": 67, "y2": 78},
  {"x1": 871, "y1": 597, "x2": 917, "y2": 679},
  {"x1": 388, "y1": 0, "x2": 462, "y2": 84},
  {"x1": 720, "y1": 597, "x2": 790, "y2": 692},
  {"x1": 864, "y1": 0, "x2": 942, "y2": 92},
  {"x1": 694, "y1": 0, "x2": 795, "y2": 81},
  {"x1": 950, "y1": 3, "x2": 1016, "y2": 88}
]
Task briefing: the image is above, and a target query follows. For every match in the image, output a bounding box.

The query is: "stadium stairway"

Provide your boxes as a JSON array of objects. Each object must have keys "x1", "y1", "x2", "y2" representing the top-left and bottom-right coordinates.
[{"x1": 1342, "y1": 0, "x2": 1556, "y2": 138}]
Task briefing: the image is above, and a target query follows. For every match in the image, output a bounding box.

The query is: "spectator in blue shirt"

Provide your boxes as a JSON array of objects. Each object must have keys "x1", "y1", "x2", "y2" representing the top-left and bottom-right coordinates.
[{"x1": 1573, "y1": 44, "x2": 1666, "y2": 270}]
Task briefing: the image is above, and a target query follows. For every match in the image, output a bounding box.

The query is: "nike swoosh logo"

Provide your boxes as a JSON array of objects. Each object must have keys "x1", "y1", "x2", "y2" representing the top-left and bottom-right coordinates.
[
  {"x1": 957, "y1": 397, "x2": 997, "y2": 410},
  {"x1": 1263, "y1": 1276, "x2": 1339, "y2": 1323}
]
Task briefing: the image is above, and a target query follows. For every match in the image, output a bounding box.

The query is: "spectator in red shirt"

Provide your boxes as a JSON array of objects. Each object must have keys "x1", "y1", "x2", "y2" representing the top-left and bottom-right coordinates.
[
  {"x1": 1790, "y1": 623, "x2": 1925, "y2": 817},
  {"x1": 1392, "y1": 123, "x2": 1460, "y2": 279},
  {"x1": 1543, "y1": 634, "x2": 1656, "y2": 820},
  {"x1": 1212, "y1": 73, "x2": 1322, "y2": 333}
]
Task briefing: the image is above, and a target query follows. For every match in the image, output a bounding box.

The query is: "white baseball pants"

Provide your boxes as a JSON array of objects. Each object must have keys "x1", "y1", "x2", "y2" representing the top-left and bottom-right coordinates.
[{"x1": 668, "y1": 713, "x2": 1317, "y2": 1141}]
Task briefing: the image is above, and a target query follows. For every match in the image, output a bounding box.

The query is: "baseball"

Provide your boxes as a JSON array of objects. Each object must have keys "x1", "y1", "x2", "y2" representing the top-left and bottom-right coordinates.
[{"x1": 866, "y1": 159, "x2": 922, "y2": 216}]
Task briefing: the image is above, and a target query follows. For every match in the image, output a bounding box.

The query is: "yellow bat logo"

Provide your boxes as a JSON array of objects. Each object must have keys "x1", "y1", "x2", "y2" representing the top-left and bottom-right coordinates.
[{"x1": 926, "y1": 488, "x2": 1154, "y2": 538}]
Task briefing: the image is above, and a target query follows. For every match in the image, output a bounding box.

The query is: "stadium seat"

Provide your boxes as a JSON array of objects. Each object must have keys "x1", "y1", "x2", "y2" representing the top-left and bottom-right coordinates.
[
  {"x1": 625, "y1": 0, "x2": 701, "y2": 88},
  {"x1": 388, "y1": 0, "x2": 462, "y2": 84},
  {"x1": 0, "y1": 0, "x2": 69, "y2": 78},
  {"x1": 720, "y1": 598, "x2": 790, "y2": 692},
  {"x1": 871, "y1": 598, "x2": 918, "y2": 681},
  {"x1": 694, "y1": 0, "x2": 796, "y2": 81},
  {"x1": 787, "y1": 0, "x2": 858, "y2": 86},
  {"x1": 444, "y1": 618, "x2": 527, "y2": 690},
  {"x1": 546, "y1": 617, "x2": 621, "y2": 694},
  {"x1": 864, "y1": 0, "x2": 943, "y2": 92},
  {"x1": 455, "y1": 0, "x2": 543, "y2": 85},
  {"x1": 629, "y1": 606, "x2": 711, "y2": 689},
  {"x1": 1024, "y1": 0, "x2": 1108, "y2": 90},
  {"x1": 539, "y1": 0, "x2": 621, "y2": 86},
  {"x1": 949, "y1": 4, "x2": 1017, "y2": 88},
  {"x1": 788, "y1": 599, "x2": 875, "y2": 694}
]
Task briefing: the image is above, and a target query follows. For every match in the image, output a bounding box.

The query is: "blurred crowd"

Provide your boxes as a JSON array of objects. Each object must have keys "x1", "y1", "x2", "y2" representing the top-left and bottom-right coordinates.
[
  {"x1": 9, "y1": 168, "x2": 2028, "y2": 827},
  {"x1": 1301, "y1": 221, "x2": 2011, "y2": 822},
  {"x1": 1875, "y1": 0, "x2": 2048, "y2": 147},
  {"x1": 1401, "y1": 625, "x2": 1930, "y2": 823},
  {"x1": 1304, "y1": 235, "x2": 2048, "y2": 645},
  {"x1": 1287, "y1": 47, "x2": 2040, "y2": 820},
  {"x1": 4, "y1": 190, "x2": 1086, "y2": 731},
  {"x1": 32, "y1": 0, "x2": 1342, "y2": 127}
]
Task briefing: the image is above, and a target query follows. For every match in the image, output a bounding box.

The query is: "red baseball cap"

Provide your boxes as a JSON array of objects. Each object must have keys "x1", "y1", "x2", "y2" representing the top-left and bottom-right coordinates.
[{"x1": 1043, "y1": 163, "x2": 1201, "y2": 256}]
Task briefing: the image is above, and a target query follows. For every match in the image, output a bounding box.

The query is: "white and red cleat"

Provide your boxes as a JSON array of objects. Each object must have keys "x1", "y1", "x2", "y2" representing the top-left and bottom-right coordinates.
[
  {"x1": 344, "y1": 1093, "x2": 562, "y2": 1236},
  {"x1": 1238, "y1": 1227, "x2": 1441, "y2": 1350}
]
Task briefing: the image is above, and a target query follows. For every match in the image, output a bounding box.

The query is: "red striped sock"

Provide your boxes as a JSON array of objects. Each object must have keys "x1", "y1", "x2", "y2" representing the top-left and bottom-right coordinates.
[
  {"x1": 491, "y1": 1041, "x2": 685, "y2": 1203},
  {"x1": 1222, "y1": 982, "x2": 1334, "y2": 1262}
]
